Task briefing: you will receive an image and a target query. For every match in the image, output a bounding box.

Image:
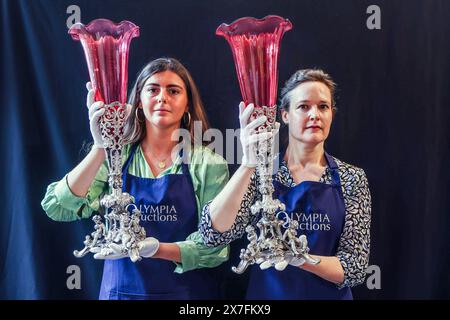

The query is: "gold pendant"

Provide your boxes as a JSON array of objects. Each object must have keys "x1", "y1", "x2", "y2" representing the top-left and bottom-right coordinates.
[{"x1": 158, "y1": 161, "x2": 166, "y2": 169}]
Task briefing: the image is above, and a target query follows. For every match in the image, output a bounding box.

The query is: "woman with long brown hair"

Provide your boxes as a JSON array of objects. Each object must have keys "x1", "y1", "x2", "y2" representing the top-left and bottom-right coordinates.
[{"x1": 42, "y1": 58, "x2": 229, "y2": 300}]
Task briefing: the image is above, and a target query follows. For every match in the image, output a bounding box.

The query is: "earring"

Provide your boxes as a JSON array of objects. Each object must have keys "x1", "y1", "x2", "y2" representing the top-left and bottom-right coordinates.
[
  {"x1": 135, "y1": 108, "x2": 145, "y2": 122},
  {"x1": 183, "y1": 111, "x2": 191, "y2": 127}
]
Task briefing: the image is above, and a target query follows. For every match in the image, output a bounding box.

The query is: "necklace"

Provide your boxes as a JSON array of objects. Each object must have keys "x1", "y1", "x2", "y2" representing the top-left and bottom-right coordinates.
[
  {"x1": 156, "y1": 159, "x2": 167, "y2": 169},
  {"x1": 142, "y1": 145, "x2": 171, "y2": 169}
]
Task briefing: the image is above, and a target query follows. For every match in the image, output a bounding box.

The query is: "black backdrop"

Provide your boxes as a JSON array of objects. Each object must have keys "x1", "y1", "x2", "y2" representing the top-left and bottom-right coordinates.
[{"x1": 1, "y1": 0, "x2": 449, "y2": 299}]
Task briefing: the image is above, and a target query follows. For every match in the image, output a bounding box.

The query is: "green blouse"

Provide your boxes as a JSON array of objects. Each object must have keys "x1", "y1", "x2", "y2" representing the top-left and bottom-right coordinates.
[{"x1": 41, "y1": 144, "x2": 229, "y2": 274}]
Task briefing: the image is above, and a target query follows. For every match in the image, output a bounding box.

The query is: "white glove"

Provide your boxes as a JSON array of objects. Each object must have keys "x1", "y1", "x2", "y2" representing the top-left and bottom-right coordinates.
[
  {"x1": 289, "y1": 256, "x2": 307, "y2": 267},
  {"x1": 260, "y1": 257, "x2": 291, "y2": 271},
  {"x1": 91, "y1": 244, "x2": 126, "y2": 260},
  {"x1": 137, "y1": 237, "x2": 160, "y2": 258},
  {"x1": 239, "y1": 102, "x2": 279, "y2": 168},
  {"x1": 92, "y1": 237, "x2": 160, "y2": 260},
  {"x1": 86, "y1": 82, "x2": 105, "y2": 149},
  {"x1": 86, "y1": 82, "x2": 132, "y2": 149}
]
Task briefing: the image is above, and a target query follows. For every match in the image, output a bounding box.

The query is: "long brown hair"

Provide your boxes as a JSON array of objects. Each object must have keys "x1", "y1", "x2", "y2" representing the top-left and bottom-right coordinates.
[{"x1": 124, "y1": 57, "x2": 210, "y2": 145}]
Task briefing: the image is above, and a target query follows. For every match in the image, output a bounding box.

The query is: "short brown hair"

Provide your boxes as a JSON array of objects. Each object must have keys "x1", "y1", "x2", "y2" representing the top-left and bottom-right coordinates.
[
  {"x1": 279, "y1": 69, "x2": 337, "y2": 112},
  {"x1": 277, "y1": 69, "x2": 337, "y2": 151}
]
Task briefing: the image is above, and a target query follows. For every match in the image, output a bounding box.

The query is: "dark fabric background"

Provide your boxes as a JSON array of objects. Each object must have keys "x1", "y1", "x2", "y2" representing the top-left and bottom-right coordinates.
[{"x1": 1, "y1": 0, "x2": 449, "y2": 299}]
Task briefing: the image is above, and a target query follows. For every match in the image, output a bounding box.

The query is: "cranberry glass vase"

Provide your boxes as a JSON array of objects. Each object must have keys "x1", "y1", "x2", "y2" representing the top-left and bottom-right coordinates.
[
  {"x1": 69, "y1": 19, "x2": 146, "y2": 262},
  {"x1": 216, "y1": 15, "x2": 292, "y2": 122},
  {"x1": 68, "y1": 18, "x2": 139, "y2": 188},
  {"x1": 69, "y1": 19, "x2": 139, "y2": 105},
  {"x1": 217, "y1": 17, "x2": 317, "y2": 275}
]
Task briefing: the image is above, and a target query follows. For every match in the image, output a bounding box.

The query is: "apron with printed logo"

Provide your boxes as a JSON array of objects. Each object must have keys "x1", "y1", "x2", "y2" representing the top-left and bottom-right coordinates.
[
  {"x1": 99, "y1": 144, "x2": 220, "y2": 300},
  {"x1": 246, "y1": 152, "x2": 352, "y2": 300}
]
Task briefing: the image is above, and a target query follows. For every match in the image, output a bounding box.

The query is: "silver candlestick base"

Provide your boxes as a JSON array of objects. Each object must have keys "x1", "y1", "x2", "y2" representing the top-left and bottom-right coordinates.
[
  {"x1": 232, "y1": 106, "x2": 320, "y2": 274},
  {"x1": 73, "y1": 102, "x2": 146, "y2": 262}
]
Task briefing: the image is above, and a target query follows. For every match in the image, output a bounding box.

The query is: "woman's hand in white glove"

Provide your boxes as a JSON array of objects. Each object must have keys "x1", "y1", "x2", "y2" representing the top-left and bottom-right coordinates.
[
  {"x1": 239, "y1": 102, "x2": 272, "y2": 168},
  {"x1": 86, "y1": 82, "x2": 105, "y2": 149},
  {"x1": 137, "y1": 237, "x2": 160, "y2": 258},
  {"x1": 86, "y1": 82, "x2": 133, "y2": 149},
  {"x1": 91, "y1": 244, "x2": 126, "y2": 260},
  {"x1": 92, "y1": 237, "x2": 160, "y2": 260},
  {"x1": 239, "y1": 102, "x2": 280, "y2": 167}
]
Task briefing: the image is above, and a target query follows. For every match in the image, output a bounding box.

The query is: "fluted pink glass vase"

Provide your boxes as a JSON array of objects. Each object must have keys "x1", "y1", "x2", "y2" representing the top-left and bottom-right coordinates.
[
  {"x1": 69, "y1": 20, "x2": 147, "y2": 262},
  {"x1": 69, "y1": 19, "x2": 139, "y2": 105},
  {"x1": 216, "y1": 15, "x2": 292, "y2": 124},
  {"x1": 217, "y1": 16, "x2": 294, "y2": 274},
  {"x1": 69, "y1": 19, "x2": 139, "y2": 191}
]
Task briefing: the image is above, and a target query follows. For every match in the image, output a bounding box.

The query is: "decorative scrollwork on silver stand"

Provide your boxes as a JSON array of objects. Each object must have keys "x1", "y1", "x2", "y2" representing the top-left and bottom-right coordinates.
[
  {"x1": 73, "y1": 102, "x2": 146, "y2": 262},
  {"x1": 232, "y1": 106, "x2": 321, "y2": 274}
]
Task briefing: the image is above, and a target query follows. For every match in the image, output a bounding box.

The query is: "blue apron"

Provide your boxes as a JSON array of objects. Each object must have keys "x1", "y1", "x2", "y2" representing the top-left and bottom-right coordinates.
[
  {"x1": 246, "y1": 152, "x2": 352, "y2": 300},
  {"x1": 99, "y1": 144, "x2": 220, "y2": 300}
]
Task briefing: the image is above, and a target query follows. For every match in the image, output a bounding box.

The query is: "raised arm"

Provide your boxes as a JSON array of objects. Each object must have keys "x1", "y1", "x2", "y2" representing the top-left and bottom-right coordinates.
[
  {"x1": 67, "y1": 82, "x2": 106, "y2": 197},
  {"x1": 209, "y1": 102, "x2": 273, "y2": 232}
]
